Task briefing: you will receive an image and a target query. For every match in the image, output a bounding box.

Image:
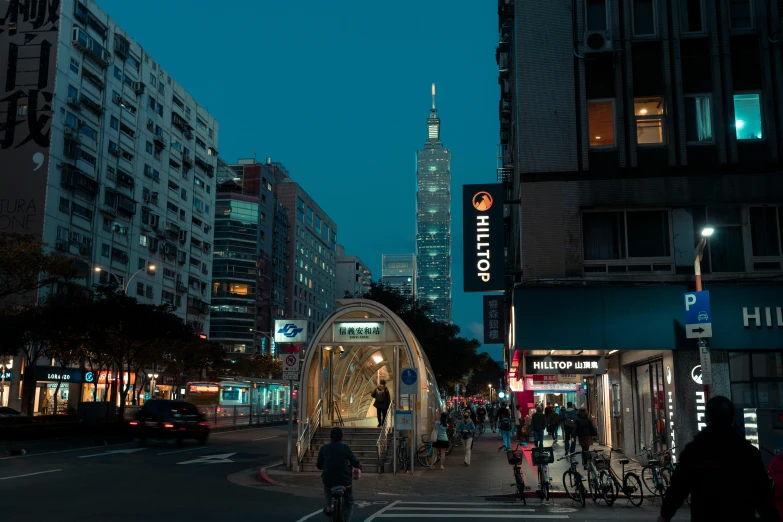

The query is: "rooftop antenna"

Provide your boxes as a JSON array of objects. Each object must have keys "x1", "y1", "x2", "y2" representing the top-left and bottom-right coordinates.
[
  {"x1": 431, "y1": 83, "x2": 436, "y2": 109},
  {"x1": 253, "y1": 150, "x2": 257, "y2": 162}
]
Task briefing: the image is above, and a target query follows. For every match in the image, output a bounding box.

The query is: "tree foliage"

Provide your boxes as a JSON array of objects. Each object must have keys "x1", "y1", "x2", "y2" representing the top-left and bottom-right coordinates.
[
  {"x1": 469, "y1": 352, "x2": 504, "y2": 396},
  {"x1": 226, "y1": 353, "x2": 282, "y2": 379},
  {"x1": 0, "y1": 233, "x2": 78, "y2": 302}
]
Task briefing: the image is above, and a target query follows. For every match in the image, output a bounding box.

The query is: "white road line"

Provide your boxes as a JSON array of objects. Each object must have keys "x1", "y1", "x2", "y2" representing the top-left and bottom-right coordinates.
[
  {"x1": 364, "y1": 500, "x2": 401, "y2": 521},
  {"x1": 0, "y1": 442, "x2": 133, "y2": 461},
  {"x1": 211, "y1": 426, "x2": 285, "y2": 436},
  {"x1": 394, "y1": 502, "x2": 522, "y2": 505},
  {"x1": 294, "y1": 509, "x2": 324, "y2": 522},
  {"x1": 390, "y1": 507, "x2": 536, "y2": 512},
  {"x1": 157, "y1": 447, "x2": 206, "y2": 455},
  {"x1": 0, "y1": 469, "x2": 63, "y2": 481},
  {"x1": 374, "y1": 516, "x2": 567, "y2": 520},
  {"x1": 252, "y1": 436, "x2": 279, "y2": 441}
]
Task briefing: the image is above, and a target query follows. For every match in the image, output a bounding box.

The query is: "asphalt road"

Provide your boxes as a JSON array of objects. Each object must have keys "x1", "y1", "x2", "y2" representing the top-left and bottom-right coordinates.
[{"x1": 0, "y1": 426, "x2": 691, "y2": 521}]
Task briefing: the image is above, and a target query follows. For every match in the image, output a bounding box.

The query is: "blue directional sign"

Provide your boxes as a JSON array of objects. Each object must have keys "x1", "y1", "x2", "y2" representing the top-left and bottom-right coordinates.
[
  {"x1": 684, "y1": 291, "x2": 712, "y2": 338},
  {"x1": 400, "y1": 368, "x2": 418, "y2": 395}
]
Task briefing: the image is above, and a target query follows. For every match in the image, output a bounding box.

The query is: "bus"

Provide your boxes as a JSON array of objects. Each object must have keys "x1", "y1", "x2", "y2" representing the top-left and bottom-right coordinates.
[{"x1": 185, "y1": 379, "x2": 292, "y2": 420}]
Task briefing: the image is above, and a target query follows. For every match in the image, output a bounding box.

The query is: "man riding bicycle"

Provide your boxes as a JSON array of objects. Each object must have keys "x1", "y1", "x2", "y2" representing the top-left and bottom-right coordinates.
[{"x1": 316, "y1": 427, "x2": 362, "y2": 521}]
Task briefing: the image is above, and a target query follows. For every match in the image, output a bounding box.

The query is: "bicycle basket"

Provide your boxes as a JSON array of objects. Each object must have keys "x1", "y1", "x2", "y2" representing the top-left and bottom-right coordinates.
[
  {"x1": 421, "y1": 434, "x2": 432, "y2": 443},
  {"x1": 507, "y1": 450, "x2": 522, "y2": 465},
  {"x1": 593, "y1": 454, "x2": 610, "y2": 471},
  {"x1": 531, "y1": 447, "x2": 555, "y2": 465},
  {"x1": 636, "y1": 452, "x2": 651, "y2": 467}
]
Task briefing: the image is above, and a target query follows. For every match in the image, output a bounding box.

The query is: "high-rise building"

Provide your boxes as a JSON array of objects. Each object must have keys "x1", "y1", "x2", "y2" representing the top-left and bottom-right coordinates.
[
  {"x1": 0, "y1": 0, "x2": 219, "y2": 334},
  {"x1": 335, "y1": 245, "x2": 371, "y2": 298},
  {"x1": 415, "y1": 84, "x2": 452, "y2": 323},
  {"x1": 381, "y1": 254, "x2": 417, "y2": 299},
  {"x1": 272, "y1": 163, "x2": 338, "y2": 339},
  {"x1": 210, "y1": 158, "x2": 281, "y2": 355}
]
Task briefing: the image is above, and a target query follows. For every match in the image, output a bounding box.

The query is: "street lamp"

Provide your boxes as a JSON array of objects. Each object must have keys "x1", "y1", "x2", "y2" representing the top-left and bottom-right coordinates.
[
  {"x1": 0, "y1": 357, "x2": 12, "y2": 408},
  {"x1": 488, "y1": 384, "x2": 493, "y2": 402},
  {"x1": 95, "y1": 265, "x2": 155, "y2": 295},
  {"x1": 147, "y1": 373, "x2": 159, "y2": 402},
  {"x1": 694, "y1": 228, "x2": 713, "y2": 292}
]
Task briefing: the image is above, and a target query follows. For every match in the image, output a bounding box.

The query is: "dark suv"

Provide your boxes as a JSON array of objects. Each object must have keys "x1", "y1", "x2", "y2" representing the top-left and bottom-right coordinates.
[{"x1": 130, "y1": 400, "x2": 209, "y2": 445}]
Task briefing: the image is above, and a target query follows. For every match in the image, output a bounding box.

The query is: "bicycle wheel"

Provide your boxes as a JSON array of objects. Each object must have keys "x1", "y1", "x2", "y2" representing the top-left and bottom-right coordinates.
[
  {"x1": 656, "y1": 468, "x2": 670, "y2": 499},
  {"x1": 445, "y1": 439, "x2": 454, "y2": 456},
  {"x1": 397, "y1": 446, "x2": 408, "y2": 472},
  {"x1": 623, "y1": 472, "x2": 643, "y2": 507},
  {"x1": 641, "y1": 465, "x2": 662, "y2": 497},
  {"x1": 587, "y1": 469, "x2": 600, "y2": 502},
  {"x1": 577, "y1": 482, "x2": 587, "y2": 507},
  {"x1": 562, "y1": 470, "x2": 578, "y2": 501},
  {"x1": 515, "y1": 473, "x2": 527, "y2": 505},
  {"x1": 417, "y1": 445, "x2": 437, "y2": 467},
  {"x1": 542, "y1": 480, "x2": 550, "y2": 501},
  {"x1": 599, "y1": 470, "x2": 617, "y2": 506}
]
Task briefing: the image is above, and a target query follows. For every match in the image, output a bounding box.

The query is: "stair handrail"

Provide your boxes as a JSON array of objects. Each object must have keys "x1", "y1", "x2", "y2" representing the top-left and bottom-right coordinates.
[
  {"x1": 376, "y1": 400, "x2": 394, "y2": 473},
  {"x1": 332, "y1": 399, "x2": 345, "y2": 427},
  {"x1": 297, "y1": 398, "x2": 322, "y2": 463}
]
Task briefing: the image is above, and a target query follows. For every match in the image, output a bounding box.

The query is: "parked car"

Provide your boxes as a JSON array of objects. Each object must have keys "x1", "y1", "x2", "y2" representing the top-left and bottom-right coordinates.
[
  {"x1": 129, "y1": 400, "x2": 209, "y2": 446},
  {"x1": 0, "y1": 407, "x2": 25, "y2": 418}
]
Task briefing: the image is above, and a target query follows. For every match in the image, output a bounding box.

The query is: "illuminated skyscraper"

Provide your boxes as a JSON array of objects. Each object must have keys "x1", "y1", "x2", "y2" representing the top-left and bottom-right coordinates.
[{"x1": 415, "y1": 84, "x2": 452, "y2": 323}]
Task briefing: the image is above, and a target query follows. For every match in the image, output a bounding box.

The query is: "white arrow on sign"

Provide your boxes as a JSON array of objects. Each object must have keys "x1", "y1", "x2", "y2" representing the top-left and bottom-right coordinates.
[
  {"x1": 177, "y1": 452, "x2": 236, "y2": 465},
  {"x1": 78, "y1": 448, "x2": 147, "y2": 459}
]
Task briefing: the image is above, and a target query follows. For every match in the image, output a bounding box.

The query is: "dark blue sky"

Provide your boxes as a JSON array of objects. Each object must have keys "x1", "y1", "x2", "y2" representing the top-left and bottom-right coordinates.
[{"x1": 100, "y1": 0, "x2": 501, "y2": 359}]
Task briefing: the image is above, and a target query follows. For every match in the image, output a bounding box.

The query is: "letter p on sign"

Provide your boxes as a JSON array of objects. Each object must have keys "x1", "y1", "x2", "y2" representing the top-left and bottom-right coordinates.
[{"x1": 685, "y1": 293, "x2": 697, "y2": 311}]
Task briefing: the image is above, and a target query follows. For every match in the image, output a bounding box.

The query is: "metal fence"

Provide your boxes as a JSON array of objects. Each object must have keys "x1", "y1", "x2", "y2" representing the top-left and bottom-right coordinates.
[{"x1": 123, "y1": 405, "x2": 293, "y2": 427}]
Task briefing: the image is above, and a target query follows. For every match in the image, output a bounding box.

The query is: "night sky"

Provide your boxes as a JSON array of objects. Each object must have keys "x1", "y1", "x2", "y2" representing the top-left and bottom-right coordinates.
[{"x1": 99, "y1": 0, "x2": 502, "y2": 359}]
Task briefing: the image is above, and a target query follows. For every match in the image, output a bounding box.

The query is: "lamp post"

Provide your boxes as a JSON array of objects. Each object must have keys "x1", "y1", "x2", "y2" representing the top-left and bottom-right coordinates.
[
  {"x1": 694, "y1": 227, "x2": 714, "y2": 401},
  {"x1": 0, "y1": 357, "x2": 12, "y2": 408},
  {"x1": 94, "y1": 265, "x2": 156, "y2": 295},
  {"x1": 488, "y1": 384, "x2": 493, "y2": 402},
  {"x1": 147, "y1": 372, "x2": 159, "y2": 402}
]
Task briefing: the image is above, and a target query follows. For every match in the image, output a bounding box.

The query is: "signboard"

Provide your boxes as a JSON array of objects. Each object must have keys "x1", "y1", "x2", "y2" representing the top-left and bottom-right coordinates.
[
  {"x1": 699, "y1": 346, "x2": 712, "y2": 386},
  {"x1": 274, "y1": 320, "x2": 308, "y2": 344},
  {"x1": 333, "y1": 322, "x2": 384, "y2": 343},
  {"x1": 525, "y1": 356, "x2": 606, "y2": 375},
  {"x1": 534, "y1": 374, "x2": 579, "y2": 384},
  {"x1": 524, "y1": 377, "x2": 584, "y2": 392},
  {"x1": 283, "y1": 353, "x2": 300, "y2": 381},
  {"x1": 188, "y1": 384, "x2": 219, "y2": 393},
  {"x1": 684, "y1": 291, "x2": 712, "y2": 338},
  {"x1": 483, "y1": 295, "x2": 504, "y2": 344},
  {"x1": 462, "y1": 184, "x2": 505, "y2": 292},
  {"x1": 0, "y1": 370, "x2": 13, "y2": 380},
  {"x1": 395, "y1": 410, "x2": 413, "y2": 431},
  {"x1": 400, "y1": 368, "x2": 418, "y2": 395},
  {"x1": 32, "y1": 366, "x2": 85, "y2": 383}
]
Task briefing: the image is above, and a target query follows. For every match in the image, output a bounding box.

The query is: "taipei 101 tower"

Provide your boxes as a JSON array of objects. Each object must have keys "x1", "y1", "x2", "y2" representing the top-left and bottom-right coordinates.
[{"x1": 415, "y1": 84, "x2": 452, "y2": 323}]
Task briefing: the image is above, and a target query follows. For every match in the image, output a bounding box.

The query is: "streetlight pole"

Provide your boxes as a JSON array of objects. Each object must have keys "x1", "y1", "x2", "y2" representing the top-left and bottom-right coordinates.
[
  {"x1": 694, "y1": 227, "x2": 714, "y2": 401},
  {"x1": 147, "y1": 372, "x2": 158, "y2": 402},
  {"x1": 94, "y1": 265, "x2": 156, "y2": 295},
  {"x1": 488, "y1": 384, "x2": 493, "y2": 402}
]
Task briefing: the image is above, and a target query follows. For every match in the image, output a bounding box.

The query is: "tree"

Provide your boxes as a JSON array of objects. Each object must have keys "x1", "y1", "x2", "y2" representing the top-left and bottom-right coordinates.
[
  {"x1": 0, "y1": 305, "x2": 47, "y2": 414},
  {"x1": 163, "y1": 338, "x2": 226, "y2": 390},
  {"x1": 0, "y1": 233, "x2": 78, "y2": 303},
  {"x1": 226, "y1": 353, "x2": 282, "y2": 379},
  {"x1": 469, "y1": 353, "x2": 504, "y2": 397}
]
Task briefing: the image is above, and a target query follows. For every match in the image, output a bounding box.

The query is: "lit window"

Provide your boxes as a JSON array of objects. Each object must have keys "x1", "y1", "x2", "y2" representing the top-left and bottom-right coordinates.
[
  {"x1": 587, "y1": 100, "x2": 615, "y2": 147},
  {"x1": 634, "y1": 97, "x2": 665, "y2": 144},
  {"x1": 684, "y1": 94, "x2": 713, "y2": 143},
  {"x1": 229, "y1": 283, "x2": 249, "y2": 295},
  {"x1": 734, "y1": 94, "x2": 762, "y2": 140}
]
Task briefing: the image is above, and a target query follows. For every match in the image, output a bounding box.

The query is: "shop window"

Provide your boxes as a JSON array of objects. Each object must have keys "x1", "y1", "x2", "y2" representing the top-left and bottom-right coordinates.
[
  {"x1": 734, "y1": 94, "x2": 762, "y2": 140},
  {"x1": 730, "y1": 352, "x2": 783, "y2": 410},
  {"x1": 229, "y1": 283, "x2": 249, "y2": 296},
  {"x1": 704, "y1": 206, "x2": 745, "y2": 272},
  {"x1": 633, "y1": 0, "x2": 656, "y2": 36},
  {"x1": 684, "y1": 94, "x2": 712, "y2": 143},
  {"x1": 680, "y1": 0, "x2": 704, "y2": 32},
  {"x1": 748, "y1": 206, "x2": 782, "y2": 262},
  {"x1": 585, "y1": 0, "x2": 608, "y2": 31},
  {"x1": 634, "y1": 97, "x2": 665, "y2": 144},
  {"x1": 751, "y1": 353, "x2": 783, "y2": 379},
  {"x1": 729, "y1": 0, "x2": 753, "y2": 30},
  {"x1": 587, "y1": 100, "x2": 615, "y2": 147},
  {"x1": 583, "y1": 210, "x2": 671, "y2": 261}
]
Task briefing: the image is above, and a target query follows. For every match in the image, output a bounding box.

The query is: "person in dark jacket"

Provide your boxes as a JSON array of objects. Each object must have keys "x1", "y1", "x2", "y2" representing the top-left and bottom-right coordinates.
[
  {"x1": 559, "y1": 402, "x2": 578, "y2": 456},
  {"x1": 370, "y1": 379, "x2": 391, "y2": 427},
  {"x1": 317, "y1": 427, "x2": 362, "y2": 521},
  {"x1": 573, "y1": 407, "x2": 597, "y2": 468},
  {"x1": 531, "y1": 407, "x2": 547, "y2": 448},
  {"x1": 658, "y1": 396, "x2": 778, "y2": 522}
]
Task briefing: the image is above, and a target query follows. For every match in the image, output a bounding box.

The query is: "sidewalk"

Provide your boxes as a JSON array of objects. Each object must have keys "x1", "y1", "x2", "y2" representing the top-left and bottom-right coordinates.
[{"x1": 230, "y1": 429, "x2": 643, "y2": 503}]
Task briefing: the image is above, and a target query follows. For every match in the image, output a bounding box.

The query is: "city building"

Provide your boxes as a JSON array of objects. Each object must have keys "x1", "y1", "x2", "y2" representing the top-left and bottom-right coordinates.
[
  {"x1": 498, "y1": 0, "x2": 783, "y2": 467},
  {"x1": 211, "y1": 158, "x2": 281, "y2": 355},
  {"x1": 381, "y1": 254, "x2": 417, "y2": 300},
  {"x1": 335, "y1": 245, "x2": 372, "y2": 298},
  {"x1": 272, "y1": 163, "x2": 338, "y2": 339},
  {"x1": 0, "y1": 0, "x2": 219, "y2": 411},
  {"x1": 269, "y1": 199, "x2": 290, "y2": 356},
  {"x1": 415, "y1": 84, "x2": 452, "y2": 323}
]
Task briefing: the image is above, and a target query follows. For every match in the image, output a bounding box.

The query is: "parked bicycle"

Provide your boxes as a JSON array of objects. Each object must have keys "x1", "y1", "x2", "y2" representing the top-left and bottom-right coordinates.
[
  {"x1": 397, "y1": 436, "x2": 408, "y2": 472},
  {"x1": 417, "y1": 434, "x2": 453, "y2": 467},
  {"x1": 559, "y1": 451, "x2": 587, "y2": 507},
  {"x1": 328, "y1": 484, "x2": 350, "y2": 522},
  {"x1": 583, "y1": 448, "x2": 603, "y2": 503},
  {"x1": 639, "y1": 441, "x2": 669, "y2": 500},
  {"x1": 506, "y1": 442, "x2": 528, "y2": 505},
  {"x1": 531, "y1": 446, "x2": 555, "y2": 501},
  {"x1": 596, "y1": 447, "x2": 643, "y2": 507}
]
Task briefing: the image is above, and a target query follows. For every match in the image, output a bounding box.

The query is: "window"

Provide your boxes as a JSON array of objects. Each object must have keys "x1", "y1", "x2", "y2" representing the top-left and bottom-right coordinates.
[
  {"x1": 113, "y1": 66, "x2": 122, "y2": 81},
  {"x1": 583, "y1": 210, "x2": 671, "y2": 261},
  {"x1": 138, "y1": 257, "x2": 146, "y2": 270},
  {"x1": 734, "y1": 94, "x2": 762, "y2": 140},
  {"x1": 65, "y1": 112, "x2": 78, "y2": 129},
  {"x1": 587, "y1": 100, "x2": 615, "y2": 147},
  {"x1": 194, "y1": 176, "x2": 204, "y2": 189},
  {"x1": 70, "y1": 57, "x2": 80, "y2": 74},
  {"x1": 79, "y1": 149, "x2": 96, "y2": 165},
  {"x1": 181, "y1": 188, "x2": 187, "y2": 200},
  {"x1": 229, "y1": 283, "x2": 249, "y2": 295},
  {"x1": 149, "y1": 73, "x2": 156, "y2": 87},
  {"x1": 729, "y1": 0, "x2": 753, "y2": 30},
  {"x1": 749, "y1": 206, "x2": 782, "y2": 260},
  {"x1": 634, "y1": 97, "x2": 665, "y2": 144},
  {"x1": 110, "y1": 116, "x2": 119, "y2": 130},
  {"x1": 585, "y1": 0, "x2": 608, "y2": 31},
  {"x1": 167, "y1": 202, "x2": 179, "y2": 213},
  {"x1": 101, "y1": 243, "x2": 110, "y2": 257},
  {"x1": 193, "y1": 197, "x2": 203, "y2": 212},
  {"x1": 67, "y1": 84, "x2": 78, "y2": 100},
  {"x1": 684, "y1": 94, "x2": 713, "y2": 143},
  {"x1": 633, "y1": 0, "x2": 656, "y2": 36},
  {"x1": 81, "y1": 124, "x2": 98, "y2": 141},
  {"x1": 56, "y1": 226, "x2": 69, "y2": 241},
  {"x1": 148, "y1": 95, "x2": 156, "y2": 110},
  {"x1": 59, "y1": 197, "x2": 70, "y2": 213},
  {"x1": 136, "y1": 282, "x2": 144, "y2": 296},
  {"x1": 306, "y1": 207, "x2": 313, "y2": 227},
  {"x1": 146, "y1": 141, "x2": 153, "y2": 154},
  {"x1": 158, "y1": 82, "x2": 164, "y2": 95},
  {"x1": 139, "y1": 234, "x2": 148, "y2": 247},
  {"x1": 703, "y1": 206, "x2": 745, "y2": 272},
  {"x1": 730, "y1": 352, "x2": 783, "y2": 411},
  {"x1": 680, "y1": 0, "x2": 704, "y2": 32}
]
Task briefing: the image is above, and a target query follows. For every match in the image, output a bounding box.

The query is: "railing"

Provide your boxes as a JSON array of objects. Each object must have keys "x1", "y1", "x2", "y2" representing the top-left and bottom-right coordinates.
[
  {"x1": 297, "y1": 398, "x2": 322, "y2": 465},
  {"x1": 332, "y1": 400, "x2": 345, "y2": 427},
  {"x1": 123, "y1": 405, "x2": 291, "y2": 428},
  {"x1": 376, "y1": 400, "x2": 394, "y2": 473}
]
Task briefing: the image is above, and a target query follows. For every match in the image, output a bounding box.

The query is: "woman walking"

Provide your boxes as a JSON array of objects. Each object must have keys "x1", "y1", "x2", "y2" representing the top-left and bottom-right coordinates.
[
  {"x1": 431, "y1": 412, "x2": 451, "y2": 469},
  {"x1": 497, "y1": 402, "x2": 514, "y2": 451},
  {"x1": 457, "y1": 410, "x2": 477, "y2": 466},
  {"x1": 574, "y1": 407, "x2": 598, "y2": 468}
]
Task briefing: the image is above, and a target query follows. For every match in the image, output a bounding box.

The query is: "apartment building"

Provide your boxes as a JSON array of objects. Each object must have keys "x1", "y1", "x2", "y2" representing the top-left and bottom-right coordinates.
[{"x1": 335, "y1": 245, "x2": 372, "y2": 298}]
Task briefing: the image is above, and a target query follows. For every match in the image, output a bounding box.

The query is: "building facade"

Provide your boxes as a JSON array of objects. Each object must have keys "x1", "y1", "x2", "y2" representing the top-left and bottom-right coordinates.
[
  {"x1": 381, "y1": 254, "x2": 417, "y2": 299},
  {"x1": 335, "y1": 245, "x2": 372, "y2": 298},
  {"x1": 0, "y1": 0, "x2": 219, "y2": 410},
  {"x1": 272, "y1": 164, "x2": 338, "y2": 339},
  {"x1": 499, "y1": 0, "x2": 783, "y2": 464},
  {"x1": 415, "y1": 84, "x2": 452, "y2": 323}
]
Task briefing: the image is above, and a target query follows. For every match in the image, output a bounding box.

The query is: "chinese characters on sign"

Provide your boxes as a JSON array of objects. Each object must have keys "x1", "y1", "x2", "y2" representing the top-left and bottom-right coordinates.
[
  {"x1": 0, "y1": 0, "x2": 60, "y2": 236},
  {"x1": 333, "y1": 322, "x2": 385, "y2": 343},
  {"x1": 525, "y1": 356, "x2": 607, "y2": 375},
  {"x1": 483, "y1": 295, "x2": 505, "y2": 344}
]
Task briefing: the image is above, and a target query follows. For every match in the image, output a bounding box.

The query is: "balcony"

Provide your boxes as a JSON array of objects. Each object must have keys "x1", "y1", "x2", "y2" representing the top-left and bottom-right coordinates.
[
  {"x1": 153, "y1": 134, "x2": 167, "y2": 149},
  {"x1": 67, "y1": 96, "x2": 80, "y2": 109},
  {"x1": 117, "y1": 170, "x2": 135, "y2": 188},
  {"x1": 79, "y1": 94, "x2": 103, "y2": 115},
  {"x1": 114, "y1": 34, "x2": 129, "y2": 60},
  {"x1": 182, "y1": 155, "x2": 193, "y2": 169},
  {"x1": 116, "y1": 194, "x2": 136, "y2": 216},
  {"x1": 61, "y1": 165, "x2": 99, "y2": 195},
  {"x1": 72, "y1": 27, "x2": 110, "y2": 68},
  {"x1": 171, "y1": 112, "x2": 190, "y2": 133}
]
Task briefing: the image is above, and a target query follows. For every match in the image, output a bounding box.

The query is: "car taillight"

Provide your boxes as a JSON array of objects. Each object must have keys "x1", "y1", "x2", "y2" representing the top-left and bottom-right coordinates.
[
  {"x1": 163, "y1": 423, "x2": 175, "y2": 429},
  {"x1": 198, "y1": 421, "x2": 209, "y2": 427},
  {"x1": 217, "y1": 407, "x2": 221, "y2": 412},
  {"x1": 129, "y1": 421, "x2": 138, "y2": 426}
]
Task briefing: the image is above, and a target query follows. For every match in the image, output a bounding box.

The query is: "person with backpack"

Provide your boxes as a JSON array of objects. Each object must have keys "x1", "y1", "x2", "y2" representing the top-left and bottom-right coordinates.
[
  {"x1": 546, "y1": 405, "x2": 560, "y2": 444},
  {"x1": 559, "y1": 402, "x2": 578, "y2": 456},
  {"x1": 574, "y1": 407, "x2": 598, "y2": 468},
  {"x1": 497, "y1": 402, "x2": 514, "y2": 451},
  {"x1": 530, "y1": 406, "x2": 547, "y2": 448}
]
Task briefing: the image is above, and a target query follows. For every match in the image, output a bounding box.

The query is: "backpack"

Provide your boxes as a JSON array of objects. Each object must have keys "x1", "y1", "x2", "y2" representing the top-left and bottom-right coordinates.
[
  {"x1": 500, "y1": 416, "x2": 512, "y2": 431},
  {"x1": 562, "y1": 409, "x2": 577, "y2": 432}
]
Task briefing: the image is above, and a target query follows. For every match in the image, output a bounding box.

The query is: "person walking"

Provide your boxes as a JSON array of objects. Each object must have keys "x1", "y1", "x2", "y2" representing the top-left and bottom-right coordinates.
[
  {"x1": 430, "y1": 412, "x2": 451, "y2": 470},
  {"x1": 489, "y1": 402, "x2": 498, "y2": 432},
  {"x1": 559, "y1": 402, "x2": 578, "y2": 456},
  {"x1": 658, "y1": 396, "x2": 778, "y2": 522},
  {"x1": 514, "y1": 404, "x2": 524, "y2": 441},
  {"x1": 573, "y1": 407, "x2": 597, "y2": 469},
  {"x1": 531, "y1": 406, "x2": 547, "y2": 448},
  {"x1": 457, "y1": 410, "x2": 477, "y2": 466},
  {"x1": 316, "y1": 427, "x2": 362, "y2": 521},
  {"x1": 370, "y1": 379, "x2": 391, "y2": 428},
  {"x1": 497, "y1": 402, "x2": 514, "y2": 451},
  {"x1": 476, "y1": 403, "x2": 487, "y2": 432},
  {"x1": 547, "y1": 405, "x2": 560, "y2": 444}
]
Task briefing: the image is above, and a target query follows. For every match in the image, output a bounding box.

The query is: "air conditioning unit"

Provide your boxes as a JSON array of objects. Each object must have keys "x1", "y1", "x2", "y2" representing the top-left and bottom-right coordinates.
[
  {"x1": 109, "y1": 143, "x2": 121, "y2": 156},
  {"x1": 67, "y1": 96, "x2": 79, "y2": 107},
  {"x1": 132, "y1": 81, "x2": 145, "y2": 94},
  {"x1": 179, "y1": 230, "x2": 187, "y2": 242},
  {"x1": 584, "y1": 30, "x2": 613, "y2": 53},
  {"x1": 64, "y1": 126, "x2": 76, "y2": 136},
  {"x1": 150, "y1": 214, "x2": 160, "y2": 228}
]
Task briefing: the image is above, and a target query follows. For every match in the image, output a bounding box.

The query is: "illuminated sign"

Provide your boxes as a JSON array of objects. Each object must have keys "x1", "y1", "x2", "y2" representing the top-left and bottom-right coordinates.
[
  {"x1": 525, "y1": 356, "x2": 606, "y2": 375},
  {"x1": 32, "y1": 366, "x2": 85, "y2": 383},
  {"x1": 188, "y1": 384, "x2": 220, "y2": 393},
  {"x1": 691, "y1": 365, "x2": 703, "y2": 385},
  {"x1": 524, "y1": 377, "x2": 584, "y2": 392},
  {"x1": 462, "y1": 184, "x2": 504, "y2": 292},
  {"x1": 333, "y1": 322, "x2": 384, "y2": 343},
  {"x1": 274, "y1": 319, "x2": 308, "y2": 344},
  {"x1": 696, "y1": 390, "x2": 707, "y2": 432}
]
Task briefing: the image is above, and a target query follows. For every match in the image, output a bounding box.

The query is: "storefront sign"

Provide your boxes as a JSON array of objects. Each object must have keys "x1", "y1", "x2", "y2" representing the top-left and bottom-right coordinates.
[
  {"x1": 462, "y1": 184, "x2": 504, "y2": 292},
  {"x1": 96, "y1": 371, "x2": 136, "y2": 385},
  {"x1": 524, "y1": 377, "x2": 584, "y2": 392},
  {"x1": 32, "y1": 366, "x2": 85, "y2": 383},
  {"x1": 742, "y1": 307, "x2": 783, "y2": 328},
  {"x1": 0, "y1": 370, "x2": 12, "y2": 380},
  {"x1": 333, "y1": 322, "x2": 384, "y2": 342},
  {"x1": 483, "y1": 295, "x2": 504, "y2": 344},
  {"x1": 525, "y1": 356, "x2": 606, "y2": 375}
]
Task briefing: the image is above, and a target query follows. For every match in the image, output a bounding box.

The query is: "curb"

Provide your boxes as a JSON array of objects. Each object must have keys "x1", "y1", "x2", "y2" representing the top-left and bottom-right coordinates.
[{"x1": 258, "y1": 467, "x2": 280, "y2": 485}]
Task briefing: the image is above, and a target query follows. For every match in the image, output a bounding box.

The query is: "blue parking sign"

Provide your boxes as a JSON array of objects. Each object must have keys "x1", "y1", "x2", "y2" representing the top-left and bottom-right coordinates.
[{"x1": 684, "y1": 291, "x2": 712, "y2": 338}]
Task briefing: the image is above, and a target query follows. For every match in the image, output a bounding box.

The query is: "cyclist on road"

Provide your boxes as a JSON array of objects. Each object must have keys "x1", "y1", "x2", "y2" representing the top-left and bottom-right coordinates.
[
  {"x1": 658, "y1": 396, "x2": 778, "y2": 522},
  {"x1": 316, "y1": 427, "x2": 362, "y2": 521}
]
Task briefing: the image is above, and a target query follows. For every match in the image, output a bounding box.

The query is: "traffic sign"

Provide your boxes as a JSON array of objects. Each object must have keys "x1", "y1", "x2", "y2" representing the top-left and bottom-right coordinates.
[
  {"x1": 684, "y1": 291, "x2": 713, "y2": 338},
  {"x1": 400, "y1": 368, "x2": 418, "y2": 395},
  {"x1": 395, "y1": 410, "x2": 413, "y2": 431},
  {"x1": 283, "y1": 353, "x2": 299, "y2": 381}
]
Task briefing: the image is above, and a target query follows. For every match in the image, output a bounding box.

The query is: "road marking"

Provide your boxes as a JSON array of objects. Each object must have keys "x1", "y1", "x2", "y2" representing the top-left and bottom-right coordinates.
[
  {"x1": 373, "y1": 516, "x2": 568, "y2": 519},
  {"x1": 0, "y1": 442, "x2": 133, "y2": 461},
  {"x1": 177, "y1": 452, "x2": 235, "y2": 465},
  {"x1": 0, "y1": 469, "x2": 63, "y2": 481},
  {"x1": 77, "y1": 448, "x2": 147, "y2": 459},
  {"x1": 392, "y1": 507, "x2": 536, "y2": 512},
  {"x1": 294, "y1": 509, "x2": 324, "y2": 522},
  {"x1": 252, "y1": 436, "x2": 279, "y2": 441},
  {"x1": 211, "y1": 426, "x2": 285, "y2": 436},
  {"x1": 158, "y1": 447, "x2": 206, "y2": 455},
  {"x1": 364, "y1": 500, "x2": 401, "y2": 521}
]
